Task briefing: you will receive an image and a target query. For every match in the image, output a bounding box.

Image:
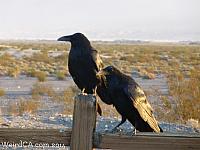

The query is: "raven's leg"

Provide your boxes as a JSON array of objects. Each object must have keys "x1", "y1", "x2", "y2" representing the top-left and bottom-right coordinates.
[
  {"x1": 81, "y1": 88, "x2": 87, "y2": 95},
  {"x1": 93, "y1": 86, "x2": 98, "y2": 96},
  {"x1": 134, "y1": 128, "x2": 137, "y2": 135},
  {"x1": 132, "y1": 124, "x2": 138, "y2": 135},
  {"x1": 112, "y1": 116, "x2": 126, "y2": 131}
]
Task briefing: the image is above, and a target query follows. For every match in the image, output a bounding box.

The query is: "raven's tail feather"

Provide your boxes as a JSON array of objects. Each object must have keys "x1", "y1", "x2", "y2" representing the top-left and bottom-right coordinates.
[
  {"x1": 97, "y1": 102, "x2": 102, "y2": 116},
  {"x1": 159, "y1": 125, "x2": 163, "y2": 132}
]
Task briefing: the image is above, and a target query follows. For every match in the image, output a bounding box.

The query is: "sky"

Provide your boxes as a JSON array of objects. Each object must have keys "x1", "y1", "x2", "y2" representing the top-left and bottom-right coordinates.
[{"x1": 0, "y1": 0, "x2": 200, "y2": 41}]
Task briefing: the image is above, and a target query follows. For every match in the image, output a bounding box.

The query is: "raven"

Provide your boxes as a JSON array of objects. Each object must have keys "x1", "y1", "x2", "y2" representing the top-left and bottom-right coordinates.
[
  {"x1": 57, "y1": 33, "x2": 112, "y2": 115},
  {"x1": 97, "y1": 66, "x2": 163, "y2": 133}
]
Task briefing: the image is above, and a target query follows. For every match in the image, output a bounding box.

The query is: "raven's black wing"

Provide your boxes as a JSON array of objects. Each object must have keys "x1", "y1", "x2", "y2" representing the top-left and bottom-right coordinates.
[{"x1": 123, "y1": 82, "x2": 161, "y2": 132}]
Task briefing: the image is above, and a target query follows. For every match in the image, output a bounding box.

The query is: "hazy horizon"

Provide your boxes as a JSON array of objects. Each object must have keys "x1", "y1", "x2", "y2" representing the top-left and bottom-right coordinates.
[{"x1": 0, "y1": 0, "x2": 200, "y2": 41}]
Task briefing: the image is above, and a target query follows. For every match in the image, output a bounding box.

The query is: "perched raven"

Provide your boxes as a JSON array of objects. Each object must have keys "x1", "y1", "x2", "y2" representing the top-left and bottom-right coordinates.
[
  {"x1": 97, "y1": 66, "x2": 163, "y2": 133},
  {"x1": 57, "y1": 33, "x2": 112, "y2": 115}
]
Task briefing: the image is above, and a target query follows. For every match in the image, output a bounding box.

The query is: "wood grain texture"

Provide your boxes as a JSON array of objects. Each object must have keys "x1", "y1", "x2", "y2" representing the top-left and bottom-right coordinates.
[
  {"x1": 0, "y1": 129, "x2": 200, "y2": 149},
  {"x1": 95, "y1": 133, "x2": 200, "y2": 150},
  {"x1": 0, "y1": 128, "x2": 71, "y2": 145},
  {"x1": 70, "y1": 94, "x2": 97, "y2": 150}
]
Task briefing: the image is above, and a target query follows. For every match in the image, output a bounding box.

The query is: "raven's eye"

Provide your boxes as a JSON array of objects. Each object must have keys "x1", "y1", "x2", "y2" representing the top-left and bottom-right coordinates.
[{"x1": 107, "y1": 66, "x2": 113, "y2": 72}]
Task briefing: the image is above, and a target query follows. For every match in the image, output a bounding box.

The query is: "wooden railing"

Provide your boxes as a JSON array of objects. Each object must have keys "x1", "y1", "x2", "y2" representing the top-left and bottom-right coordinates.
[{"x1": 0, "y1": 94, "x2": 200, "y2": 150}]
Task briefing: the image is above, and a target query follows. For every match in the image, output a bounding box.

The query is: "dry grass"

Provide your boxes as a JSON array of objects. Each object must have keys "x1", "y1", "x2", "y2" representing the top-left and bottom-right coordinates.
[
  {"x1": 1, "y1": 41, "x2": 200, "y2": 123},
  {"x1": 1, "y1": 42, "x2": 199, "y2": 79},
  {"x1": 0, "y1": 53, "x2": 15, "y2": 66},
  {"x1": 18, "y1": 99, "x2": 40, "y2": 115},
  {"x1": 0, "y1": 40, "x2": 69, "y2": 51},
  {"x1": 7, "y1": 98, "x2": 40, "y2": 116},
  {"x1": 27, "y1": 68, "x2": 37, "y2": 77},
  {"x1": 155, "y1": 69, "x2": 200, "y2": 123},
  {"x1": 168, "y1": 69, "x2": 200, "y2": 122},
  {"x1": 56, "y1": 71, "x2": 66, "y2": 80},
  {"x1": 31, "y1": 83, "x2": 56, "y2": 99},
  {"x1": 35, "y1": 71, "x2": 47, "y2": 82},
  {"x1": 7, "y1": 102, "x2": 18, "y2": 115},
  {"x1": 31, "y1": 84, "x2": 79, "y2": 115},
  {"x1": 0, "y1": 88, "x2": 5, "y2": 96},
  {"x1": 7, "y1": 66, "x2": 20, "y2": 77},
  {"x1": 25, "y1": 51, "x2": 53, "y2": 64},
  {"x1": 58, "y1": 86, "x2": 79, "y2": 115}
]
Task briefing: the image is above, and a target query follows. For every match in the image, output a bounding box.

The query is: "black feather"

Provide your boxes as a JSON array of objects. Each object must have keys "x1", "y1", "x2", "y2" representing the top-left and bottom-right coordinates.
[{"x1": 98, "y1": 66, "x2": 163, "y2": 132}]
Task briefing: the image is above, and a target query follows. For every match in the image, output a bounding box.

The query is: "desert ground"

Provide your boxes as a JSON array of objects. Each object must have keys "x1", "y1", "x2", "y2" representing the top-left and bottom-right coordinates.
[{"x1": 0, "y1": 40, "x2": 199, "y2": 134}]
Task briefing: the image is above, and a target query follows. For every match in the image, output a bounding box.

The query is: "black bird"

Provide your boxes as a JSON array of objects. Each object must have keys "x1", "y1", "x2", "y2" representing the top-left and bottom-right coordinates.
[
  {"x1": 97, "y1": 66, "x2": 163, "y2": 133},
  {"x1": 57, "y1": 33, "x2": 112, "y2": 115}
]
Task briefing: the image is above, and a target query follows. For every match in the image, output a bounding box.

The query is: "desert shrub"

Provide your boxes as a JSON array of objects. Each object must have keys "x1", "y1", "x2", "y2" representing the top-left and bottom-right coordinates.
[
  {"x1": 27, "y1": 68, "x2": 37, "y2": 77},
  {"x1": 59, "y1": 86, "x2": 79, "y2": 115},
  {"x1": 0, "y1": 46, "x2": 7, "y2": 51},
  {"x1": 54, "y1": 52, "x2": 68, "y2": 64},
  {"x1": 25, "y1": 51, "x2": 53, "y2": 64},
  {"x1": 18, "y1": 99, "x2": 40, "y2": 115},
  {"x1": 7, "y1": 99, "x2": 40, "y2": 115},
  {"x1": 56, "y1": 71, "x2": 65, "y2": 80},
  {"x1": 31, "y1": 83, "x2": 56, "y2": 99},
  {"x1": 7, "y1": 66, "x2": 20, "y2": 77},
  {"x1": 150, "y1": 69, "x2": 200, "y2": 123},
  {"x1": 0, "y1": 53, "x2": 14, "y2": 66},
  {"x1": 61, "y1": 86, "x2": 79, "y2": 102},
  {"x1": 35, "y1": 71, "x2": 47, "y2": 82},
  {"x1": 167, "y1": 70, "x2": 200, "y2": 122},
  {"x1": 0, "y1": 88, "x2": 5, "y2": 96},
  {"x1": 161, "y1": 96, "x2": 172, "y2": 110},
  {"x1": 119, "y1": 55, "x2": 134, "y2": 62},
  {"x1": 7, "y1": 102, "x2": 18, "y2": 115},
  {"x1": 4, "y1": 40, "x2": 69, "y2": 51}
]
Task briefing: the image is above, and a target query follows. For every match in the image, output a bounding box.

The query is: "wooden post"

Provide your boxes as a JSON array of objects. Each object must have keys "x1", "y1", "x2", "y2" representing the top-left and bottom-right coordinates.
[{"x1": 70, "y1": 94, "x2": 97, "y2": 150}]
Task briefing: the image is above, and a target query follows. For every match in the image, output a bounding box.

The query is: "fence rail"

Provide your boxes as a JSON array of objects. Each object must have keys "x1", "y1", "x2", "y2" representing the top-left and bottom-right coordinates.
[
  {"x1": 1, "y1": 94, "x2": 200, "y2": 150},
  {"x1": 0, "y1": 128, "x2": 200, "y2": 150}
]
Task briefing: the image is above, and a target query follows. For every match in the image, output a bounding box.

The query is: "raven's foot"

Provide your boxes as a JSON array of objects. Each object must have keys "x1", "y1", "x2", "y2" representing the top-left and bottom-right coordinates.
[
  {"x1": 132, "y1": 128, "x2": 138, "y2": 136},
  {"x1": 134, "y1": 128, "x2": 137, "y2": 135},
  {"x1": 81, "y1": 88, "x2": 87, "y2": 95},
  {"x1": 93, "y1": 86, "x2": 97, "y2": 96}
]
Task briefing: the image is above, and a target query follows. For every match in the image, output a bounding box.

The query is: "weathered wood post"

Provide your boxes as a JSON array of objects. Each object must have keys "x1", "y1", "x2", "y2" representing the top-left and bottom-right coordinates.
[{"x1": 70, "y1": 94, "x2": 97, "y2": 150}]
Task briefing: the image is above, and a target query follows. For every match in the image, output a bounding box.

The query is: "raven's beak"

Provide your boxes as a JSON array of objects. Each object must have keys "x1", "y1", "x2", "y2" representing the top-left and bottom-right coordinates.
[{"x1": 57, "y1": 35, "x2": 71, "y2": 41}]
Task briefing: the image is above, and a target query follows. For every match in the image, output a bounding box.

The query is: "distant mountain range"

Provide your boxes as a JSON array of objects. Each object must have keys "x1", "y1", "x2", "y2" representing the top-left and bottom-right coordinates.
[{"x1": 0, "y1": 39, "x2": 200, "y2": 45}]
